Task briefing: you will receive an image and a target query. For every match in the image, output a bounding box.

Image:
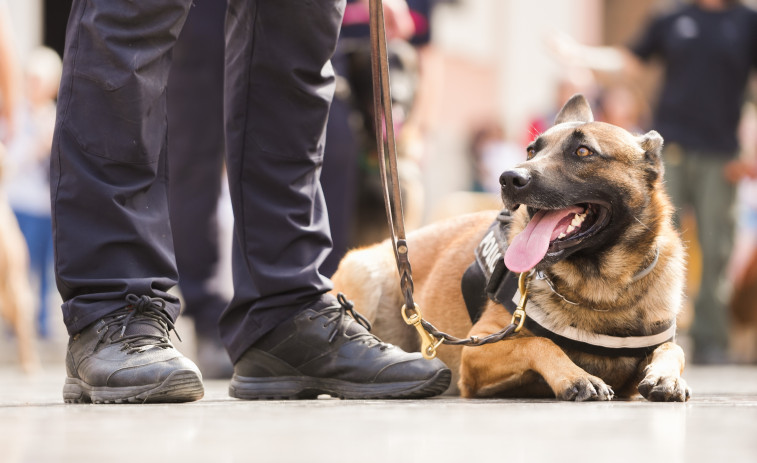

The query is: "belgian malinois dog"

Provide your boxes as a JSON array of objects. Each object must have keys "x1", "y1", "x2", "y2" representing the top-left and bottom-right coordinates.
[{"x1": 332, "y1": 94, "x2": 690, "y2": 401}]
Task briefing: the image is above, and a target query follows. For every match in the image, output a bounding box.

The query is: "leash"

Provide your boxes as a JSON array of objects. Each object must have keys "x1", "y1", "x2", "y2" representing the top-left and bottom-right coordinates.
[{"x1": 368, "y1": 0, "x2": 526, "y2": 359}]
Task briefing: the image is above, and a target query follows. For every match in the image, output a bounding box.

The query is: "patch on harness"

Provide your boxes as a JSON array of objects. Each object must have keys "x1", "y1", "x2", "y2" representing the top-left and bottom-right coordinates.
[{"x1": 462, "y1": 211, "x2": 519, "y2": 323}]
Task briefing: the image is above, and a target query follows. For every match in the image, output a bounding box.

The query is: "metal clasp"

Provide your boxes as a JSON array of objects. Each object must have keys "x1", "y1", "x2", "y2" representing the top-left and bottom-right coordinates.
[
  {"x1": 401, "y1": 303, "x2": 443, "y2": 359},
  {"x1": 510, "y1": 272, "x2": 531, "y2": 332}
]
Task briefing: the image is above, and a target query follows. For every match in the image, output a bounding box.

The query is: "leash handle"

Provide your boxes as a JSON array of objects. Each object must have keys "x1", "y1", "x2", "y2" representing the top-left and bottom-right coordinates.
[
  {"x1": 367, "y1": 1, "x2": 527, "y2": 357},
  {"x1": 368, "y1": 0, "x2": 414, "y2": 309}
]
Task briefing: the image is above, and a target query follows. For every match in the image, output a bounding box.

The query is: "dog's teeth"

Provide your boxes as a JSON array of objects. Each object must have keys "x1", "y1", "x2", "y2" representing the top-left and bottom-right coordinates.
[
  {"x1": 558, "y1": 232, "x2": 567, "y2": 239},
  {"x1": 566, "y1": 225, "x2": 576, "y2": 234},
  {"x1": 571, "y1": 214, "x2": 585, "y2": 227}
]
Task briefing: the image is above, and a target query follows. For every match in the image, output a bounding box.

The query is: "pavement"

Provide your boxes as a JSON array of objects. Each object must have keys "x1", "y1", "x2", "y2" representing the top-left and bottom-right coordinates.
[{"x1": 1, "y1": 351, "x2": 756, "y2": 463}]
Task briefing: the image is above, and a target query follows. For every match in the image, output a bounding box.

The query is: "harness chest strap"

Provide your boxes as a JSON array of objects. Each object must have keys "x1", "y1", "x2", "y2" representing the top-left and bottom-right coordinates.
[{"x1": 461, "y1": 211, "x2": 676, "y2": 357}]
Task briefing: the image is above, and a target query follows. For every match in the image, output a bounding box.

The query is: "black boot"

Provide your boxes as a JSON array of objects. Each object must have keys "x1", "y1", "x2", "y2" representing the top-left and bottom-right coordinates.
[
  {"x1": 63, "y1": 295, "x2": 204, "y2": 404},
  {"x1": 229, "y1": 294, "x2": 451, "y2": 400}
]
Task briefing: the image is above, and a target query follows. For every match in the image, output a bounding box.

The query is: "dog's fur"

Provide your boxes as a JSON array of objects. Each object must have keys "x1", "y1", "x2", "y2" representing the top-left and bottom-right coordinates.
[
  {"x1": 332, "y1": 95, "x2": 690, "y2": 401},
  {"x1": 0, "y1": 145, "x2": 40, "y2": 373}
]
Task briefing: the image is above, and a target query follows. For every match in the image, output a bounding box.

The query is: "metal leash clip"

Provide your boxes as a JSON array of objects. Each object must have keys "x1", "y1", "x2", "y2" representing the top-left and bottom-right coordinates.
[
  {"x1": 401, "y1": 303, "x2": 444, "y2": 359},
  {"x1": 510, "y1": 272, "x2": 531, "y2": 332}
]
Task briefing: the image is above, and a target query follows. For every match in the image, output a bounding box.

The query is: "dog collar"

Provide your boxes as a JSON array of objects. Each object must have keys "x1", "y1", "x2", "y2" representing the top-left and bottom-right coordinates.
[
  {"x1": 534, "y1": 246, "x2": 659, "y2": 306},
  {"x1": 461, "y1": 211, "x2": 675, "y2": 357},
  {"x1": 631, "y1": 247, "x2": 659, "y2": 282}
]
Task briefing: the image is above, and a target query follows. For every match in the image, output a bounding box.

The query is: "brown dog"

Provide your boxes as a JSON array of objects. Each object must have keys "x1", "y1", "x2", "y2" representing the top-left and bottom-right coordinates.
[
  {"x1": 332, "y1": 94, "x2": 690, "y2": 401},
  {"x1": 0, "y1": 145, "x2": 40, "y2": 373}
]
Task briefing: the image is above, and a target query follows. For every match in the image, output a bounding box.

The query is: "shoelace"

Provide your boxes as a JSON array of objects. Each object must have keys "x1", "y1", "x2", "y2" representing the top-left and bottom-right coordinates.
[
  {"x1": 95, "y1": 294, "x2": 180, "y2": 354},
  {"x1": 313, "y1": 293, "x2": 389, "y2": 349}
]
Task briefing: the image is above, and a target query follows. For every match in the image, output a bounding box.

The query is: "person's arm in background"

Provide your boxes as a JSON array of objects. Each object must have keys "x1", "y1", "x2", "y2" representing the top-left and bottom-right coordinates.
[
  {"x1": 547, "y1": 9, "x2": 666, "y2": 79},
  {"x1": 0, "y1": 0, "x2": 21, "y2": 142},
  {"x1": 549, "y1": 32, "x2": 644, "y2": 76}
]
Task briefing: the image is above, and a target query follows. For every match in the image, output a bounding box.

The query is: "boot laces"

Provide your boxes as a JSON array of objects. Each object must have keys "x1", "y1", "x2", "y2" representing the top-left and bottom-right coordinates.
[
  {"x1": 95, "y1": 294, "x2": 180, "y2": 354},
  {"x1": 313, "y1": 293, "x2": 389, "y2": 349}
]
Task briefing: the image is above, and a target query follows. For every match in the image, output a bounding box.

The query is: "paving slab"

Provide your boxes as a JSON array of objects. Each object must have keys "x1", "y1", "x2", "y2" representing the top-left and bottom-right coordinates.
[{"x1": 1, "y1": 364, "x2": 756, "y2": 463}]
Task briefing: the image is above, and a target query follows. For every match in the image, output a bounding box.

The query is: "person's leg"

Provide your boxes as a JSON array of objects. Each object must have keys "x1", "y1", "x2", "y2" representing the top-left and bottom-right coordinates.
[
  {"x1": 320, "y1": 49, "x2": 358, "y2": 278},
  {"x1": 167, "y1": 0, "x2": 232, "y2": 378},
  {"x1": 689, "y1": 153, "x2": 736, "y2": 363},
  {"x1": 39, "y1": 215, "x2": 54, "y2": 339},
  {"x1": 12, "y1": 211, "x2": 52, "y2": 337},
  {"x1": 52, "y1": 0, "x2": 203, "y2": 403},
  {"x1": 661, "y1": 144, "x2": 688, "y2": 229},
  {"x1": 220, "y1": 0, "x2": 450, "y2": 400},
  {"x1": 220, "y1": 0, "x2": 339, "y2": 361},
  {"x1": 53, "y1": 0, "x2": 190, "y2": 329}
]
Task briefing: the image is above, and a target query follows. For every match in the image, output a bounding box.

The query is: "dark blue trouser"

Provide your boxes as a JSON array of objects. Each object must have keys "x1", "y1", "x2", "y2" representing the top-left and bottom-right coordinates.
[
  {"x1": 167, "y1": 0, "x2": 229, "y2": 339},
  {"x1": 51, "y1": 0, "x2": 344, "y2": 362},
  {"x1": 320, "y1": 49, "x2": 358, "y2": 278}
]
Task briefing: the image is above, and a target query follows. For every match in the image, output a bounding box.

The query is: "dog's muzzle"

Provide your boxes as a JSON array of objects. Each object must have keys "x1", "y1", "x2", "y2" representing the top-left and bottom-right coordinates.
[{"x1": 499, "y1": 168, "x2": 532, "y2": 211}]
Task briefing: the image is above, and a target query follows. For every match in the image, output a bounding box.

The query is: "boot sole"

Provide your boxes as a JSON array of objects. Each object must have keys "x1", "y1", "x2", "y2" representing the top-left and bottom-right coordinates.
[
  {"x1": 63, "y1": 369, "x2": 205, "y2": 404},
  {"x1": 228, "y1": 368, "x2": 451, "y2": 400}
]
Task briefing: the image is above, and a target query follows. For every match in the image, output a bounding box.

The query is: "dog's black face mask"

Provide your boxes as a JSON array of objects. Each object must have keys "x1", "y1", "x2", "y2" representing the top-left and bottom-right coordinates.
[{"x1": 499, "y1": 94, "x2": 664, "y2": 273}]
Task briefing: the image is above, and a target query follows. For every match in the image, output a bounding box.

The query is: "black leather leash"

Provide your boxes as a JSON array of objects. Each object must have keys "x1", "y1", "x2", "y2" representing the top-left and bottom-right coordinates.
[
  {"x1": 368, "y1": 0, "x2": 413, "y2": 310},
  {"x1": 368, "y1": 0, "x2": 526, "y2": 359}
]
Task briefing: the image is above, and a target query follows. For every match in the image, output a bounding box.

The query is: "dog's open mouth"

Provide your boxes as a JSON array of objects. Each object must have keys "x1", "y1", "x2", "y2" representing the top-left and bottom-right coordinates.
[{"x1": 504, "y1": 202, "x2": 610, "y2": 273}]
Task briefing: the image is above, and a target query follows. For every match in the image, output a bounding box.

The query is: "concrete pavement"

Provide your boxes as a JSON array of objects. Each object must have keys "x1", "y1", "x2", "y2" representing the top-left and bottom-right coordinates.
[{"x1": 1, "y1": 361, "x2": 756, "y2": 463}]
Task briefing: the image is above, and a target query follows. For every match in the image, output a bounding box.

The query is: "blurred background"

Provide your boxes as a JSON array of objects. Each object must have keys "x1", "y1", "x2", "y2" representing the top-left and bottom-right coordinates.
[
  {"x1": 2, "y1": 0, "x2": 757, "y2": 371},
  {"x1": 2, "y1": 0, "x2": 683, "y2": 220}
]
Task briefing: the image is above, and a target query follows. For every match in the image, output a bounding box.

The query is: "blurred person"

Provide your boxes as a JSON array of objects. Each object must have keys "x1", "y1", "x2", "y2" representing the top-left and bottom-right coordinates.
[
  {"x1": 522, "y1": 69, "x2": 597, "y2": 147},
  {"x1": 724, "y1": 104, "x2": 757, "y2": 361},
  {"x1": 469, "y1": 121, "x2": 524, "y2": 194},
  {"x1": 725, "y1": 103, "x2": 757, "y2": 285},
  {"x1": 0, "y1": 0, "x2": 20, "y2": 141},
  {"x1": 0, "y1": 0, "x2": 41, "y2": 372},
  {"x1": 724, "y1": 156, "x2": 757, "y2": 362},
  {"x1": 166, "y1": 0, "x2": 233, "y2": 379},
  {"x1": 2, "y1": 47, "x2": 61, "y2": 338},
  {"x1": 596, "y1": 81, "x2": 650, "y2": 134},
  {"x1": 53, "y1": 0, "x2": 449, "y2": 404},
  {"x1": 320, "y1": 0, "x2": 432, "y2": 274},
  {"x1": 552, "y1": 0, "x2": 757, "y2": 364}
]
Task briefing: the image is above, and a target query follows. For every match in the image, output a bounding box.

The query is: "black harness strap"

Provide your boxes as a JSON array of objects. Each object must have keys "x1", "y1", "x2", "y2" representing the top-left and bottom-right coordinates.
[{"x1": 462, "y1": 211, "x2": 520, "y2": 321}]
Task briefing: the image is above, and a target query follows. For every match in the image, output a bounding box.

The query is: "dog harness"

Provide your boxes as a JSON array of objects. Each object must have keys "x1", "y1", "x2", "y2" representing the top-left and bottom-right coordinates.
[{"x1": 461, "y1": 211, "x2": 676, "y2": 357}]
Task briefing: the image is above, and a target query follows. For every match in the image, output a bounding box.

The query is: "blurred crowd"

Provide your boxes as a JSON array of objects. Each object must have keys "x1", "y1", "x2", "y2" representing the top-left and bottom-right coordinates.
[
  {"x1": 2, "y1": 0, "x2": 757, "y2": 368},
  {"x1": 1, "y1": 0, "x2": 60, "y2": 342}
]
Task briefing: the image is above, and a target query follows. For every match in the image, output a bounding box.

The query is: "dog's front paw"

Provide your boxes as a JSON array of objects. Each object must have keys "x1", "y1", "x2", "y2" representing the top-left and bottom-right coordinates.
[
  {"x1": 556, "y1": 375, "x2": 614, "y2": 401},
  {"x1": 638, "y1": 373, "x2": 691, "y2": 402}
]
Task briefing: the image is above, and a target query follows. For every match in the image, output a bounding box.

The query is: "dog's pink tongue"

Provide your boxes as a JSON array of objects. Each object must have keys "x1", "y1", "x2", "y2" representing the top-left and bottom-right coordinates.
[{"x1": 504, "y1": 206, "x2": 584, "y2": 273}]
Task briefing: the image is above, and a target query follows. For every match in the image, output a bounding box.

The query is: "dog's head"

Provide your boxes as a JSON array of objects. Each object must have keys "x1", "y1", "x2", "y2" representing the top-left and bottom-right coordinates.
[{"x1": 501, "y1": 94, "x2": 666, "y2": 273}]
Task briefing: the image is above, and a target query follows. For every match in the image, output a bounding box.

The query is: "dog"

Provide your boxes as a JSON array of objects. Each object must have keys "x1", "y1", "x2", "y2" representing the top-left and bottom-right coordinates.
[
  {"x1": 332, "y1": 94, "x2": 690, "y2": 401},
  {"x1": 0, "y1": 144, "x2": 40, "y2": 373}
]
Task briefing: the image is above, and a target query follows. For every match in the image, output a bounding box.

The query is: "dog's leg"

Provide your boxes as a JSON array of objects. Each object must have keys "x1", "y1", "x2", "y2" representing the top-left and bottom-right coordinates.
[
  {"x1": 459, "y1": 305, "x2": 614, "y2": 401},
  {"x1": 637, "y1": 342, "x2": 690, "y2": 402}
]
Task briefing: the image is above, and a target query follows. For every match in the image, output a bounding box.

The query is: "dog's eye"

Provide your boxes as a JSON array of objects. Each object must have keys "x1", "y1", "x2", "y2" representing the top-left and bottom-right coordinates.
[
  {"x1": 576, "y1": 146, "x2": 593, "y2": 157},
  {"x1": 527, "y1": 148, "x2": 536, "y2": 160}
]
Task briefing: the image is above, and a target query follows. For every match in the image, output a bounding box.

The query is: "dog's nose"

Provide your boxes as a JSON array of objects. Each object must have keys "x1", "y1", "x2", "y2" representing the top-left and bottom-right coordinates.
[{"x1": 500, "y1": 168, "x2": 532, "y2": 191}]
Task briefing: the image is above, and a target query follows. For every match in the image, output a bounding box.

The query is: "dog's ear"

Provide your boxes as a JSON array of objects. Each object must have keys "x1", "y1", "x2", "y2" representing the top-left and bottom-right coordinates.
[
  {"x1": 554, "y1": 94, "x2": 594, "y2": 125},
  {"x1": 638, "y1": 130, "x2": 664, "y2": 182}
]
